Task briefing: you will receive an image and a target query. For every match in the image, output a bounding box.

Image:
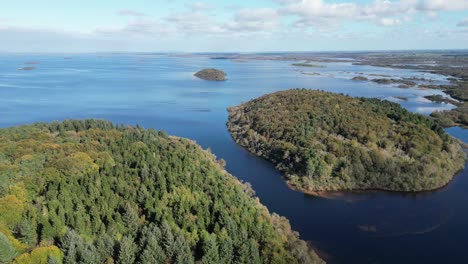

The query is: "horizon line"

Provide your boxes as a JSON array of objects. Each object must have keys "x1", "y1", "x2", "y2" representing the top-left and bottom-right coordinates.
[{"x1": 0, "y1": 48, "x2": 468, "y2": 55}]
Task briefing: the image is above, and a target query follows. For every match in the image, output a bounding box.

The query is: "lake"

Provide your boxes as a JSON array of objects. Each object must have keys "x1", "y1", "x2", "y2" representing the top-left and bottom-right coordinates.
[{"x1": 0, "y1": 53, "x2": 466, "y2": 263}]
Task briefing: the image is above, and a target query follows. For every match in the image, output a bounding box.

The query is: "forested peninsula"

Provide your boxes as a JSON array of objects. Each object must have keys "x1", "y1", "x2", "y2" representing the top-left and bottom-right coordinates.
[
  {"x1": 0, "y1": 120, "x2": 323, "y2": 264},
  {"x1": 227, "y1": 89, "x2": 466, "y2": 193}
]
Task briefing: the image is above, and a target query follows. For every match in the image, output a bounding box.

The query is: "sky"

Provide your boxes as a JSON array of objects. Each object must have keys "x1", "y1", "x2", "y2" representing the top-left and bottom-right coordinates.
[{"x1": 0, "y1": 0, "x2": 467, "y2": 52}]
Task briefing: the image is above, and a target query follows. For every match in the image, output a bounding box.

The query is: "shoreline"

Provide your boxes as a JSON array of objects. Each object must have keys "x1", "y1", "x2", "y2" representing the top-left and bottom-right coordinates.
[
  {"x1": 283, "y1": 163, "x2": 467, "y2": 200},
  {"x1": 227, "y1": 130, "x2": 466, "y2": 200}
]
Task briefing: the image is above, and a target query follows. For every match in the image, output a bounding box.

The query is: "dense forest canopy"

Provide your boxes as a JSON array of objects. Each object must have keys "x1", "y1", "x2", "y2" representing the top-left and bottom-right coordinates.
[
  {"x1": 0, "y1": 119, "x2": 322, "y2": 264},
  {"x1": 227, "y1": 89, "x2": 466, "y2": 193}
]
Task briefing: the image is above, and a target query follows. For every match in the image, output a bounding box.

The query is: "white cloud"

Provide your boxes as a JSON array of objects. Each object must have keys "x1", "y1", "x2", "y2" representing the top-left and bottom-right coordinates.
[
  {"x1": 281, "y1": 0, "x2": 358, "y2": 19},
  {"x1": 224, "y1": 8, "x2": 280, "y2": 33},
  {"x1": 278, "y1": 0, "x2": 406, "y2": 28},
  {"x1": 165, "y1": 11, "x2": 227, "y2": 35},
  {"x1": 99, "y1": 5, "x2": 283, "y2": 40},
  {"x1": 277, "y1": 0, "x2": 468, "y2": 29},
  {"x1": 379, "y1": 17, "x2": 402, "y2": 26},
  {"x1": 1, "y1": 0, "x2": 467, "y2": 52},
  {"x1": 417, "y1": 0, "x2": 468, "y2": 11}
]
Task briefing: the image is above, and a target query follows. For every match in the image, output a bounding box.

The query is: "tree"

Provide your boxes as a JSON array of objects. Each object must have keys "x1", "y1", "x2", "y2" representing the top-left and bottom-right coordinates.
[
  {"x1": 16, "y1": 218, "x2": 37, "y2": 246},
  {"x1": 123, "y1": 204, "x2": 139, "y2": 234},
  {"x1": 247, "y1": 239, "x2": 261, "y2": 264},
  {"x1": 161, "y1": 221, "x2": 174, "y2": 258},
  {"x1": 61, "y1": 229, "x2": 81, "y2": 264},
  {"x1": 201, "y1": 232, "x2": 219, "y2": 264},
  {"x1": 96, "y1": 233, "x2": 115, "y2": 262},
  {"x1": 139, "y1": 229, "x2": 166, "y2": 264},
  {"x1": 47, "y1": 255, "x2": 60, "y2": 264},
  {"x1": 117, "y1": 236, "x2": 137, "y2": 264},
  {"x1": 80, "y1": 243, "x2": 100, "y2": 264},
  {"x1": 219, "y1": 238, "x2": 234, "y2": 264},
  {"x1": 173, "y1": 234, "x2": 193, "y2": 264},
  {"x1": 233, "y1": 242, "x2": 249, "y2": 264},
  {"x1": 0, "y1": 233, "x2": 17, "y2": 264},
  {"x1": 139, "y1": 236, "x2": 166, "y2": 264}
]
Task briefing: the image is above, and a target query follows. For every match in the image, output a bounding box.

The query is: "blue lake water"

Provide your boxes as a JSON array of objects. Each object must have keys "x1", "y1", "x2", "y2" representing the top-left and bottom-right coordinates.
[{"x1": 0, "y1": 54, "x2": 466, "y2": 263}]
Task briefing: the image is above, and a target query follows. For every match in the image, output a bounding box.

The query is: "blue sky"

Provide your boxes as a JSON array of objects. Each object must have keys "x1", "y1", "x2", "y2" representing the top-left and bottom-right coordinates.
[{"x1": 0, "y1": 0, "x2": 467, "y2": 52}]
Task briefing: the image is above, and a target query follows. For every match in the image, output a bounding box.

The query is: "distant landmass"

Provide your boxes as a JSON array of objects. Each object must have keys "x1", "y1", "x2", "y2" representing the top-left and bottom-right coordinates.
[
  {"x1": 17, "y1": 66, "x2": 35, "y2": 71},
  {"x1": 227, "y1": 89, "x2": 466, "y2": 193},
  {"x1": 291, "y1": 63, "x2": 325, "y2": 68},
  {"x1": 194, "y1": 68, "x2": 227, "y2": 81},
  {"x1": 351, "y1": 76, "x2": 368, "y2": 81},
  {"x1": 0, "y1": 120, "x2": 322, "y2": 264}
]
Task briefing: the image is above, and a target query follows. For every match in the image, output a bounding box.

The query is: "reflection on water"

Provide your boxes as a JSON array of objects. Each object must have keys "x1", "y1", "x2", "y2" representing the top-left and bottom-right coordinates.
[{"x1": 0, "y1": 54, "x2": 466, "y2": 264}]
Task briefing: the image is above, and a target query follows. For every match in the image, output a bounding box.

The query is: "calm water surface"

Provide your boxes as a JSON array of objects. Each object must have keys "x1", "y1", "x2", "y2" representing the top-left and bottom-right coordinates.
[{"x1": 0, "y1": 54, "x2": 466, "y2": 264}]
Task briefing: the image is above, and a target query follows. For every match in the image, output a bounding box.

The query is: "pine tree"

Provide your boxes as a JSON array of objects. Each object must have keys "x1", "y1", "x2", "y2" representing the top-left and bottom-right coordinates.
[
  {"x1": 117, "y1": 236, "x2": 137, "y2": 264},
  {"x1": 123, "y1": 203, "x2": 139, "y2": 234},
  {"x1": 139, "y1": 232, "x2": 166, "y2": 264},
  {"x1": 233, "y1": 242, "x2": 249, "y2": 264},
  {"x1": 96, "y1": 233, "x2": 115, "y2": 262},
  {"x1": 63, "y1": 243, "x2": 77, "y2": 264},
  {"x1": 219, "y1": 238, "x2": 234, "y2": 264},
  {"x1": 62, "y1": 229, "x2": 81, "y2": 264},
  {"x1": 201, "y1": 232, "x2": 220, "y2": 264},
  {"x1": 173, "y1": 233, "x2": 194, "y2": 264},
  {"x1": 16, "y1": 218, "x2": 37, "y2": 246},
  {"x1": 247, "y1": 239, "x2": 261, "y2": 264},
  {"x1": 80, "y1": 243, "x2": 100, "y2": 264},
  {"x1": 47, "y1": 255, "x2": 60, "y2": 264},
  {"x1": 161, "y1": 221, "x2": 174, "y2": 257},
  {"x1": 0, "y1": 233, "x2": 17, "y2": 264}
]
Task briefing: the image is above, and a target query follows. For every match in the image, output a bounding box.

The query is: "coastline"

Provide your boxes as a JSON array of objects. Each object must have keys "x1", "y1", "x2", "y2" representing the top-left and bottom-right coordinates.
[
  {"x1": 227, "y1": 130, "x2": 466, "y2": 199},
  {"x1": 283, "y1": 163, "x2": 467, "y2": 200}
]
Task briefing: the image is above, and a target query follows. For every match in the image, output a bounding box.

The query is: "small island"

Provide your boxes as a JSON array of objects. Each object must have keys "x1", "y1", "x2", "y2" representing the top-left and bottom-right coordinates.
[
  {"x1": 424, "y1": 94, "x2": 459, "y2": 105},
  {"x1": 194, "y1": 68, "x2": 227, "y2": 81},
  {"x1": 227, "y1": 89, "x2": 465, "y2": 193},
  {"x1": 371, "y1": 78, "x2": 416, "y2": 86},
  {"x1": 292, "y1": 63, "x2": 325, "y2": 68},
  {"x1": 18, "y1": 66, "x2": 36, "y2": 71},
  {"x1": 393, "y1": 96, "x2": 409, "y2": 101},
  {"x1": 351, "y1": 76, "x2": 368, "y2": 81}
]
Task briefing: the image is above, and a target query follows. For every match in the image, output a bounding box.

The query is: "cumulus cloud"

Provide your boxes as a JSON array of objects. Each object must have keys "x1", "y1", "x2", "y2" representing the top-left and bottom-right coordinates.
[
  {"x1": 224, "y1": 8, "x2": 280, "y2": 32},
  {"x1": 277, "y1": 0, "x2": 468, "y2": 29},
  {"x1": 417, "y1": 0, "x2": 468, "y2": 11},
  {"x1": 1, "y1": 0, "x2": 467, "y2": 52},
  {"x1": 278, "y1": 0, "x2": 405, "y2": 28},
  {"x1": 111, "y1": 7, "x2": 282, "y2": 39},
  {"x1": 281, "y1": 0, "x2": 358, "y2": 19},
  {"x1": 165, "y1": 11, "x2": 226, "y2": 35},
  {"x1": 101, "y1": 1, "x2": 468, "y2": 42}
]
